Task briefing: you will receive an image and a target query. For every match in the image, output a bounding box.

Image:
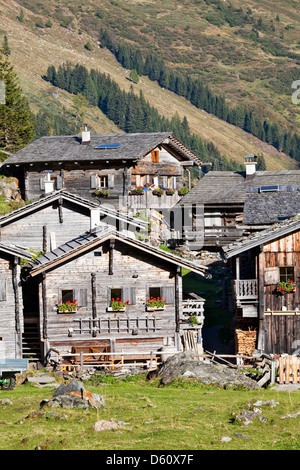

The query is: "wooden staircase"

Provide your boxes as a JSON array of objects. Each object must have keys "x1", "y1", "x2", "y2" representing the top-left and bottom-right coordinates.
[{"x1": 22, "y1": 317, "x2": 41, "y2": 361}]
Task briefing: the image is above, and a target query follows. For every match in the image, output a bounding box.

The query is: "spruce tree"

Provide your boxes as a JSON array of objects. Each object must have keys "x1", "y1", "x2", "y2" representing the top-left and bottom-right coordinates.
[{"x1": 0, "y1": 51, "x2": 34, "y2": 152}]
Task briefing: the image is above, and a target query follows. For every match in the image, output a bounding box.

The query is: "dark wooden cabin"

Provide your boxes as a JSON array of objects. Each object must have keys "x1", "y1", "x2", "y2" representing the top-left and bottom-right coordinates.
[
  {"x1": 223, "y1": 215, "x2": 300, "y2": 355},
  {"x1": 24, "y1": 227, "x2": 208, "y2": 364},
  {"x1": 177, "y1": 160, "x2": 300, "y2": 249},
  {"x1": 0, "y1": 244, "x2": 32, "y2": 359},
  {"x1": 3, "y1": 131, "x2": 203, "y2": 211}
]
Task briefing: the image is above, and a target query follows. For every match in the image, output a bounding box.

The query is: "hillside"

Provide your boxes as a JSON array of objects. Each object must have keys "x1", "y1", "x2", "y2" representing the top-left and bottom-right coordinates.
[{"x1": 0, "y1": 0, "x2": 299, "y2": 170}]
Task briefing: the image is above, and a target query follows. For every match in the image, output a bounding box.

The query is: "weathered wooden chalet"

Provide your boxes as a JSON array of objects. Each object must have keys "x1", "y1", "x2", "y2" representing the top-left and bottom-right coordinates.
[
  {"x1": 0, "y1": 190, "x2": 147, "y2": 253},
  {"x1": 177, "y1": 159, "x2": 300, "y2": 249},
  {"x1": 3, "y1": 131, "x2": 204, "y2": 211},
  {"x1": 24, "y1": 227, "x2": 208, "y2": 365},
  {"x1": 0, "y1": 244, "x2": 32, "y2": 359},
  {"x1": 222, "y1": 215, "x2": 300, "y2": 356}
]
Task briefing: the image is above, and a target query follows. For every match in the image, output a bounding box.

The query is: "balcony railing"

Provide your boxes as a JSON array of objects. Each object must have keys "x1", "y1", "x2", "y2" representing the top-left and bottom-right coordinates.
[{"x1": 233, "y1": 280, "x2": 258, "y2": 301}]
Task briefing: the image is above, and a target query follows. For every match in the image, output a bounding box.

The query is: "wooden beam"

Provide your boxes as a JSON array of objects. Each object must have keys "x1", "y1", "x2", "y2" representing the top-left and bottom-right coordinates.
[
  {"x1": 91, "y1": 272, "x2": 97, "y2": 337},
  {"x1": 175, "y1": 266, "x2": 180, "y2": 333},
  {"x1": 12, "y1": 257, "x2": 21, "y2": 336},
  {"x1": 43, "y1": 225, "x2": 47, "y2": 252},
  {"x1": 58, "y1": 197, "x2": 63, "y2": 223},
  {"x1": 42, "y1": 273, "x2": 48, "y2": 339},
  {"x1": 109, "y1": 239, "x2": 115, "y2": 275}
]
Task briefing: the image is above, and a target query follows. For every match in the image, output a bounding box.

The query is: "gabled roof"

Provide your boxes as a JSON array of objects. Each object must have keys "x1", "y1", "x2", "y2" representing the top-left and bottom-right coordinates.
[
  {"x1": 3, "y1": 132, "x2": 203, "y2": 166},
  {"x1": 0, "y1": 243, "x2": 33, "y2": 260},
  {"x1": 0, "y1": 190, "x2": 99, "y2": 225},
  {"x1": 222, "y1": 214, "x2": 300, "y2": 258},
  {"x1": 0, "y1": 190, "x2": 147, "y2": 229},
  {"x1": 28, "y1": 227, "x2": 209, "y2": 278},
  {"x1": 177, "y1": 170, "x2": 300, "y2": 206},
  {"x1": 243, "y1": 186, "x2": 300, "y2": 225}
]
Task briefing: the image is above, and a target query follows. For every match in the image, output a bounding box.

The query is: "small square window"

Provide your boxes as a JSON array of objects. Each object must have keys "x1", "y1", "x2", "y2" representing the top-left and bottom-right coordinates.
[
  {"x1": 98, "y1": 175, "x2": 108, "y2": 188},
  {"x1": 61, "y1": 289, "x2": 74, "y2": 304},
  {"x1": 280, "y1": 267, "x2": 294, "y2": 283},
  {"x1": 149, "y1": 287, "x2": 161, "y2": 299},
  {"x1": 110, "y1": 288, "x2": 122, "y2": 301}
]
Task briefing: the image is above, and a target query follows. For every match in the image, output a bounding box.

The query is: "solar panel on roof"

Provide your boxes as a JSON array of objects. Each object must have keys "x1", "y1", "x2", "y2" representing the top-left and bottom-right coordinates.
[
  {"x1": 259, "y1": 185, "x2": 279, "y2": 192},
  {"x1": 95, "y1": 144, "x2": 121, "y2": 149}
]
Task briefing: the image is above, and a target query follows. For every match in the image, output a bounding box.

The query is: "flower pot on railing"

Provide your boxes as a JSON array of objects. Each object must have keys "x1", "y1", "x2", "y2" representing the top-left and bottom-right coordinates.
[
  {"x1": 130, "y1": 186, "x2": 144, "y2": 195},
  {"x1": 165, "y1": 188, "x2": 175, "y2": 196},
  {"x1": 152, "y1": 188, "x2": 164, "y2": 197}
]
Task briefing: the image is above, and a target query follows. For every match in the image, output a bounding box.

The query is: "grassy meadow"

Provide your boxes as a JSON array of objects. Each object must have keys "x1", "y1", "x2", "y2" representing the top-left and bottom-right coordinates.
[{"x1": 0, "y1": 373, "x2": 299, "y2": 451}]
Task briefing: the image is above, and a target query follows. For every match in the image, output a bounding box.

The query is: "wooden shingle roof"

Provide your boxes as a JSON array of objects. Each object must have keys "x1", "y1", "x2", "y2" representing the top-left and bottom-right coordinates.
[
  {"x1": 28, "y1": 227, "x2": 209, "y2": 277},
  {"x1": 222, "y1": 214, "x2": 300, "y2": 258},
  {"x1": 177, "y1": 170, "x2": 300, "y2": 206},
  {"x1": 3, "y1": 132, "x2": 203, "y2": 166}
]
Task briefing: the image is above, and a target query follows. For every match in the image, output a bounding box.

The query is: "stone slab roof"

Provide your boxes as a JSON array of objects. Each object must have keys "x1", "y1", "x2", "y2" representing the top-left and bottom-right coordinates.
[
  {"x1": 3, "y1": 132, "x2": 203, "y2": 166},
  {"x1": 243, "y1": 186, "x2": 300, "y2": 225},
  {"x1": 177, "y1": 170, "x2": 300, "y2": 206},
  {"x1": 222, "y1": 214, "x2": 300, "y2": 258}
]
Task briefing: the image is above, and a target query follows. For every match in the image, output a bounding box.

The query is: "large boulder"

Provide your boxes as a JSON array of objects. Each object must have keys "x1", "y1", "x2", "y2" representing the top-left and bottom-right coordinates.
[
  {"x1": 41, "y1": 379, "x2": 105, "y2": 409},
  {"x1": 0, "y1": 176, "x2": 22, "y2": 201},
  {"x1": 156, "y1": 351, "x2": 258, "y2": 389}
]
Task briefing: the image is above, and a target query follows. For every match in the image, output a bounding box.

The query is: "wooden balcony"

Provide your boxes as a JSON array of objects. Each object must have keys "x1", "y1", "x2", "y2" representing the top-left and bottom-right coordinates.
[
  {"x1": 233, "y1": 280, "x2": 258, "y2": 302},
  {"x1": 125, "y1": 191, "x2": 180, "y2": 209}
]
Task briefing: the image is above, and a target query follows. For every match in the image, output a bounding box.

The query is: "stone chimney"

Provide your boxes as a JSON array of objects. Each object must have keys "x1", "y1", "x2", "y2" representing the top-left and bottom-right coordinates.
[
  {"x1": 81, "y1": 125, "x2": 90, "y2": 145},
  {"x1": 244, "y1": 155, "x2": 257, "y2": 178}
]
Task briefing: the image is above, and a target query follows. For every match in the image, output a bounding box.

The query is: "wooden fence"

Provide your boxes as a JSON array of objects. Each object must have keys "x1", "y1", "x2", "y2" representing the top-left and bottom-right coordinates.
[{"x1": 278, "y1": 355, "x2": 300, "y2": 384}]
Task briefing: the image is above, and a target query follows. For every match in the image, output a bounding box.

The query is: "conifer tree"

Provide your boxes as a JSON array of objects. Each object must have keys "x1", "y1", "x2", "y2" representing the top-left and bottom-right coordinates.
[{"x1": 0, "y1": 51, "x2": 34, "y2": 152}]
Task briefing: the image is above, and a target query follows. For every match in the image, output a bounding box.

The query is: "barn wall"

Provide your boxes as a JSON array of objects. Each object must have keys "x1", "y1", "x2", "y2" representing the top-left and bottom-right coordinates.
[{"x1": 0, "y1": 255, "x2": 23, "y2": 358}]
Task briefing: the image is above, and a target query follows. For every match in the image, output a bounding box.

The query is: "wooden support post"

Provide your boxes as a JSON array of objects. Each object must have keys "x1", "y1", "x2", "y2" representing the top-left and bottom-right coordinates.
[
  {"x1": 42, "y1": 272, "x2": 48, "y2": 339},
  {"x1": 43, "y1": 225, "x2": 47, "y2": 252},
  {"x1": 175, "y1": 265, "x2": 180, "y2": 333},
  {"x1": 58, "y1": 197, "x2": 63, "y2": 223},
  {"x1": 109, "y1": 239, "x2": 115, "y2": 275},
  {"x1": 91, "y1": 273, "x2": 97, "y2": 337},
  {"x1": 80, "y1": 351, "x2": 83, "y2": 371},
  {"x1": 257, "y1": 247, "x2": 265, "y2": 352}
]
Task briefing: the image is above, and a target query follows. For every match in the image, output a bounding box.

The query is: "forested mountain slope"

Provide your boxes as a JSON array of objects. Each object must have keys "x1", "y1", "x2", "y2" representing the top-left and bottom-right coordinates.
[{"x1": 1, "y1": 0, "x2": 299, "y2": 170}]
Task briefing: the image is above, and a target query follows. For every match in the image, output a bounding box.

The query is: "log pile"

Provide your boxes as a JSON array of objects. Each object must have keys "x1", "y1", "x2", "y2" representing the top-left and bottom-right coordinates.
[{"x1": 235, "y1": 329, "x2": 257, "y2": 355}]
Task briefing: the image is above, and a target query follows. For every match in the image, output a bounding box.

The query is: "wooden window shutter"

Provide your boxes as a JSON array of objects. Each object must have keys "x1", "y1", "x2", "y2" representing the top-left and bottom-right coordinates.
[
  {"x1": 90, "y1": 174, "x2": 98, "y2": 189},
  {"x1": 0, "y1": 280, "x2": 7, "y2": 301},
  {"x1": 264, "y1": 267, "x2": 279, "y2": 285},
  {"x1": 162, "y1": 286, "x2": 174, "y2": 304},
  {"x1": 170, "y1": 176, "x2": 176, "y2": 189},
  {"x1": 75, "y1": 289, "x2": 88, "y2": 307},
  {"x1": 40, "y1": 177, "x2": 45, "y2": 190},
  {"x1": 152, "y1": 150, "x2": 159, "y2": 163},
  {"x1": 108, "y1": 174, "x2": 114, "y2": 189},
  {"x1": 162, "y1": 176, "x2": 168, "y2": 188},
  {"x1": 123, "y1": 287, "x2": 136, "y2": 305},
  {"x1": 56, "y1": 175, "x2": 63, "y2": 190}
]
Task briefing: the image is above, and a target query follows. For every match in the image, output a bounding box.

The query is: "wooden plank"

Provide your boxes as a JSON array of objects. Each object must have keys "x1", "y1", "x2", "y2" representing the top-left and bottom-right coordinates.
[
  {"x1": 285, "y1": 356, "x2": 290, "y2": 383},
  {"x1": 278, "y1": 356, "x2": 284, "y2": 384},
  {"x1": 292, "y1": 356, "x2": 298, "y2": 384}
]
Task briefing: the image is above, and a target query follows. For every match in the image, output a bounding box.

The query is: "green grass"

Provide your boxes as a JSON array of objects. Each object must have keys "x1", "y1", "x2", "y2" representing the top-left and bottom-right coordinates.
[{"x1": 0, "y1": 375, "x2": 299, "y2": 450}]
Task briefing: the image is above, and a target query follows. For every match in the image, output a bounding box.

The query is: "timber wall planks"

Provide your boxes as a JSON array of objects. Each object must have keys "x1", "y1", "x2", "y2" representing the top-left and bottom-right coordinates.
[{"x1": 36, "y1": 239, "x2": 180, "y2": 357}]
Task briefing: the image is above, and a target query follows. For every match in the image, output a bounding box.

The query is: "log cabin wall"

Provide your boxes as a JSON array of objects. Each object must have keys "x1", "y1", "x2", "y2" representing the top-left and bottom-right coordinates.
[
  {"x1": 0, "y1": 254, "x2": 23, "y2": 358},
  {"x1": 35, "y1": 239, "x2": 180, "y2": 359},
  {"x1": 262, "y1": 230, "x2": 300, "y2": 355},
  {"x1": 263, "y1": 231, "x2": 300, "y2": 312},
  {"x1": 24, "y1": 162, "x2": 129, "y2": 205},
  {"x1": 0, "y1": 201, "x2": 92, "y2": 253}
]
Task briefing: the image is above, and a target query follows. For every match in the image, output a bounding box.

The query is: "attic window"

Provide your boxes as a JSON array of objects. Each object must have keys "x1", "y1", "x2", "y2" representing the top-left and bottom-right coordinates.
[
  {"x1": 151, "y1": 150, "x2": 159, "y2": 163},
  {"x1": 95, "y1": 144, "x2": 121, "y2": 149}
]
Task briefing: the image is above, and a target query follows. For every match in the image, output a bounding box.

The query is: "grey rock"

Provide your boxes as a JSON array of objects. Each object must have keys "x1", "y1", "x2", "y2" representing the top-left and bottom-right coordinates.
[{"x1": 156, "y1": 351, "x2": 258, "y2": 389}]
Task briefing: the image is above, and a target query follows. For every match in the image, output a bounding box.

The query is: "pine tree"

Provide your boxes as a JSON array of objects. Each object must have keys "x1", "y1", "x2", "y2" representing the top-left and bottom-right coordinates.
[{"x1": 0, "y1": 51, "x2": 34, "y2": 152}]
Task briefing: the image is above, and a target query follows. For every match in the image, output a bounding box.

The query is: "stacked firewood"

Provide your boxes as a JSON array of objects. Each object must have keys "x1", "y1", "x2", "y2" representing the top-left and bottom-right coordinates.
[{"x1": 235, "y1": 329, "x2": 257, "y2": 356}]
